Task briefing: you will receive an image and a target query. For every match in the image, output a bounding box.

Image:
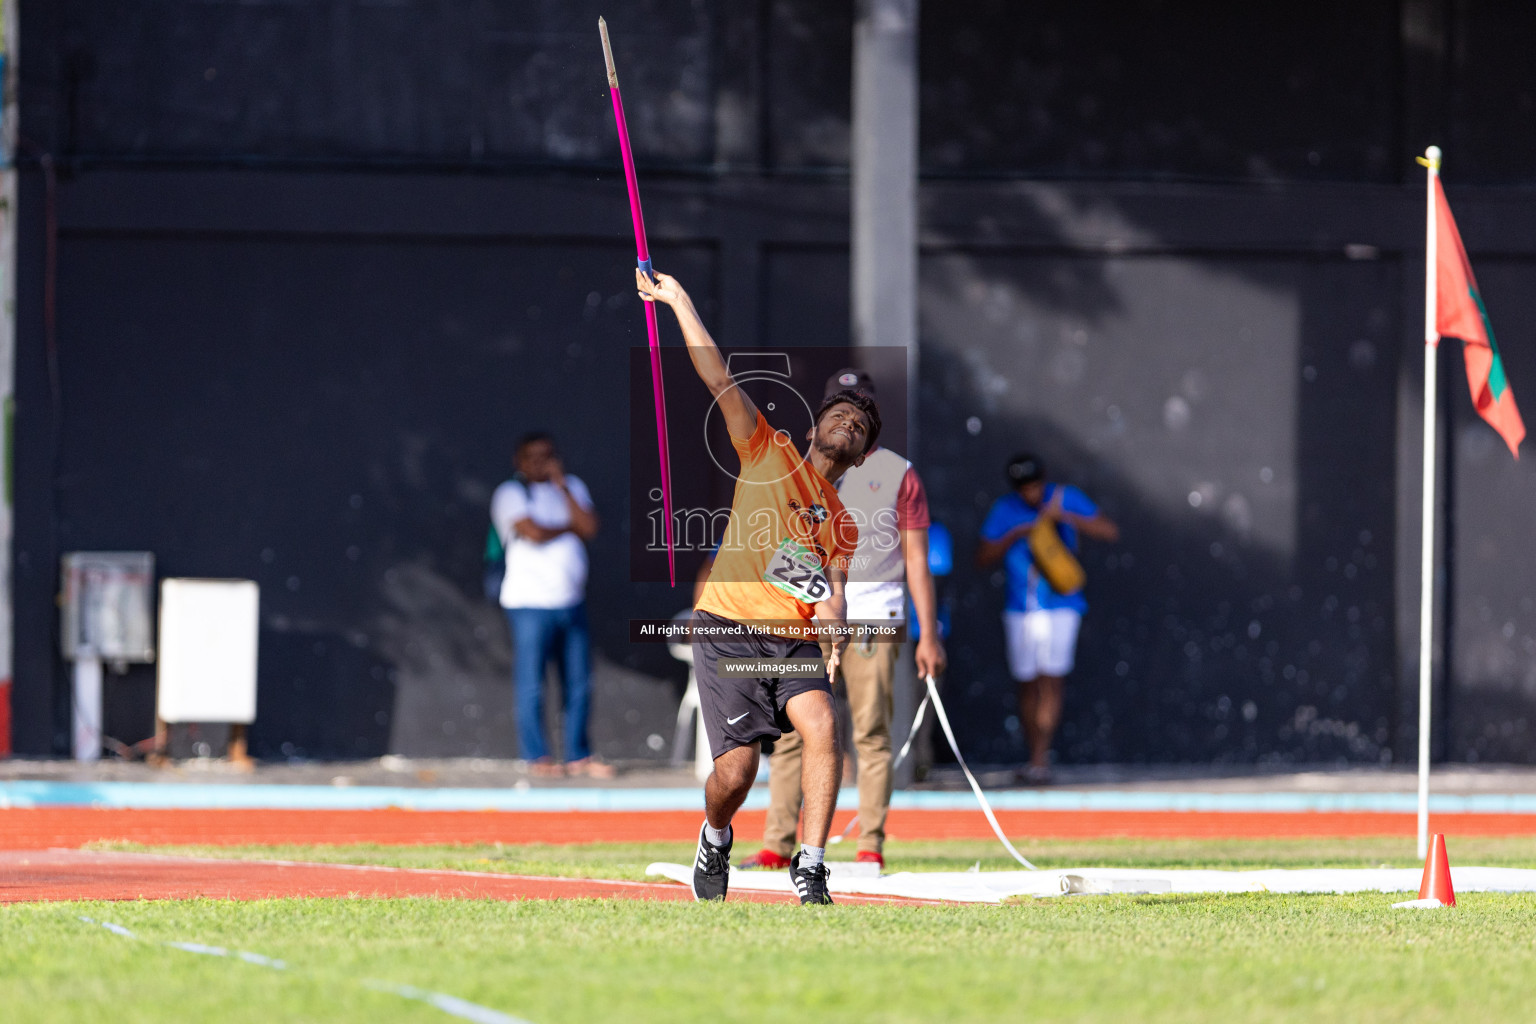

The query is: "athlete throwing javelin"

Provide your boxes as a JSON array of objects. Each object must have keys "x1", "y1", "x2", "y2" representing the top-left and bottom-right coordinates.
[{"x1": 636, "y1": 269, "x2": 876, "y2": 905}]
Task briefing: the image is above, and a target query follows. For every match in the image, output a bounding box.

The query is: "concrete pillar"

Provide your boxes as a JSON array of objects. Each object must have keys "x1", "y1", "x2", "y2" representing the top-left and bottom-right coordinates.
[
  {"x1": 852, "y1": 0, "x2": 918, "y2": 368},
  {"x1": 852, "y1": 0, "x2": 920, "y2": 786}
]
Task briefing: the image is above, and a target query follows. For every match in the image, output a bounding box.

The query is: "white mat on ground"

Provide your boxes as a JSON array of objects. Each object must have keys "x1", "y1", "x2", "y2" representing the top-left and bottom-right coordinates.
[{"x1": 645, "y1": 863, "x2": 1536, "y2": 904}]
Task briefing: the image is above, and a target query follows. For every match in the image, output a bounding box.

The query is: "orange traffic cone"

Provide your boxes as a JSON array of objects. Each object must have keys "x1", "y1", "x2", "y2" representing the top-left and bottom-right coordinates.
[{"x1": 1417, "y1": 833, "x2": 1456, "y2": 907}]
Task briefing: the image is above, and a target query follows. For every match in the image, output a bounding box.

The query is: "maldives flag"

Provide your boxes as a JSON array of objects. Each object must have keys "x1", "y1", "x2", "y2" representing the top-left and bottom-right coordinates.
[{"x1": 1434, "y1": 177, "x2": 1525, "y2": 457}]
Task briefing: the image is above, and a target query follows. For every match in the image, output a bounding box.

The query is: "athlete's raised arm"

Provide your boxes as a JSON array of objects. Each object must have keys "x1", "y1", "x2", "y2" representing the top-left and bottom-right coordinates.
[{"x1": 636, "y1": 270, "x2": 759, "y2": 440}]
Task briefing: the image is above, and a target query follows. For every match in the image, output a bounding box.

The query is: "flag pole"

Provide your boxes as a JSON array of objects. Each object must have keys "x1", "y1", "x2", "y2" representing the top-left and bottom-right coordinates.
[{"x1": 1417, "y1": 144, "x2": 1442, "y2": 860}]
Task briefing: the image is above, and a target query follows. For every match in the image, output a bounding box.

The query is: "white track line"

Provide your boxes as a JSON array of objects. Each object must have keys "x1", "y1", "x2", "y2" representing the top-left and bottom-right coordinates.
[
  {"x1": 78, "y1": 916, "x2": 534, "y2": 1024},
  {"x1": 65, "y1": 848, "x2": 679, "y2": 890},
  {"x1": 65, "y1": 849, "x2": 954, "y2": 905},
  {"x1": 367, "y1": 981, "x2": 533, "y2": 1024}
]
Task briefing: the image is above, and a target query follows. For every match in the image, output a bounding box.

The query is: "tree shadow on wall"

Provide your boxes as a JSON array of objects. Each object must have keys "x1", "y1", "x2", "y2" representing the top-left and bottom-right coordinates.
[{"x1": 923, "y1": 354, "x2": 1398, "y2": 766}]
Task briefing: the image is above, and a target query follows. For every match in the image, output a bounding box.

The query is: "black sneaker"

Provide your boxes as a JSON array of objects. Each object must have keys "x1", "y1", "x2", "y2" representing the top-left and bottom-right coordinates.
[
  {"x1": 790, "y1": 852, "x2": 834, "y2": 905},
  {"x1": 691, "y1": 823, "x2": 731, "y2": 902}
]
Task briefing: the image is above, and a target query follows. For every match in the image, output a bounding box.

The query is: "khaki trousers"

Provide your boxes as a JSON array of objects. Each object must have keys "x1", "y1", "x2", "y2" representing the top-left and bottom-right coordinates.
[{"x1": 763, "y1": 632, "x2": 898, "y2": 856}]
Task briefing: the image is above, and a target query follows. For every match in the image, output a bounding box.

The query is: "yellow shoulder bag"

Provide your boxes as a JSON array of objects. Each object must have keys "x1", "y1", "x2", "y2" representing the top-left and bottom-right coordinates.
[{"x1": 1027, "y1": 490, "x2": 1086, "y2": 596}]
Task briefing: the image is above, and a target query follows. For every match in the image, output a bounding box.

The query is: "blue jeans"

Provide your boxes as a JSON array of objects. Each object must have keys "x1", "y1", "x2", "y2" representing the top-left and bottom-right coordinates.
[{"x1": 506, "y1": 604, "x2": 592, "y2": 763}]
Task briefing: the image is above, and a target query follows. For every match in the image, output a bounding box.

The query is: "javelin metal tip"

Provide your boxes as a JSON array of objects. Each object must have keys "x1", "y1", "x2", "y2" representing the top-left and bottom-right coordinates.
[{"x1": 598, "y1": 17, "x2": 618, "y2": 88}]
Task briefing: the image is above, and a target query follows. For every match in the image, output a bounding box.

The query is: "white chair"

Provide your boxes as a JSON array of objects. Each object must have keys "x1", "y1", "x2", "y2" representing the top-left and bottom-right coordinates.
[{"x1": 667, "y1": 610, "x2": 712, "y2": 781}]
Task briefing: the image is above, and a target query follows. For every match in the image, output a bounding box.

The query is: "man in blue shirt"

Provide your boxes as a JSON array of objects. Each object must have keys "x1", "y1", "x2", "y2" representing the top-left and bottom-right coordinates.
[{"x1": 977, "y1": 454, "x2": 1118, "y2": 783}]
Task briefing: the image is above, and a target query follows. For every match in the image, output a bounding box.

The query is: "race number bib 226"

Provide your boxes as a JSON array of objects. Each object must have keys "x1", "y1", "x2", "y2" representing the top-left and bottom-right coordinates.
[{"x1": 763, "y1": 538, "x2": 830, "y2": 604}]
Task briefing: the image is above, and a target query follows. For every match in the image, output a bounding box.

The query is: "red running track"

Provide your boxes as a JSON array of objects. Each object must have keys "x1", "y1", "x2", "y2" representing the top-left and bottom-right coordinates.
[
  {"x1": 4, "y1": 807, "x2": 1535, "y2": 849},
  {"x1": 0, "y1": 850, "x2": 940, "y2": 906}
]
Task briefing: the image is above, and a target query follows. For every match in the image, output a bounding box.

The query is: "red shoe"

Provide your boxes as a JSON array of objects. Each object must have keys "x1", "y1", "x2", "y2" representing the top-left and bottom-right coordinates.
[
  {"x1": 855, "y1": 850, "x2": 885, "y2": 869},
  {"x1": 739, "y1": 848, "x2": 792, "y2": 870}
]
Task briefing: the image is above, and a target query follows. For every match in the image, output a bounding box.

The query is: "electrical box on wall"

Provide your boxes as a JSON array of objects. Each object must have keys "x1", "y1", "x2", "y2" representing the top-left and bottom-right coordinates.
[{"x1": 60, "y1": 552, "x2": 156, "y2": 665}]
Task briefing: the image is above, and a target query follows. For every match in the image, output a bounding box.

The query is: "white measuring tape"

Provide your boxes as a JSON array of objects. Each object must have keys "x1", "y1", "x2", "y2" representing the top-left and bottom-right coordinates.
[
  {"x1": 830, "y1": 688, "x2": 930, "y2": 845},
  {"x1": 78, "y1": 916, "x2": 534, "y2": 1024},
  {"x1": 831, "y1": 675, "x2": 1036, "y2": 871}
]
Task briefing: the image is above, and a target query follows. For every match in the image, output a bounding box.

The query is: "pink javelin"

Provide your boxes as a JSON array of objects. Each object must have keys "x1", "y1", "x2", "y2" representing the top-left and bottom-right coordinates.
[{"x1": 599, "y1": 17, "x2": 675, "y2": 586}]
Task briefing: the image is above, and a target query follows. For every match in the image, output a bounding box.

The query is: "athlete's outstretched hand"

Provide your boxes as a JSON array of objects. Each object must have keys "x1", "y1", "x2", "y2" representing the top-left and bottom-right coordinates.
[
  {"x1": 825, "y1": 634, "x2": 846, "y2": 681},
  {"x1": 815, "y1": 570, "x2": 850, "y2": 681},
  {"x1": 635, "y1": 268, "x2": 687, "y2": 307}
]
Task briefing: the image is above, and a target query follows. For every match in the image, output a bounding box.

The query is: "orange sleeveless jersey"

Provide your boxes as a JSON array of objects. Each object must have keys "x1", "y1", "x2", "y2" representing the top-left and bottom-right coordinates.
[{"x1": 694, "y1": 412, "x2": 859, "y2": 630}]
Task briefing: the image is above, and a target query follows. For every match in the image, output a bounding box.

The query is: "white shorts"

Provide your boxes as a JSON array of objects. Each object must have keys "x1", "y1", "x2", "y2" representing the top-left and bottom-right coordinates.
[{"x1": 1003, "y1": 609, "x2": 1082, "y2": 680}]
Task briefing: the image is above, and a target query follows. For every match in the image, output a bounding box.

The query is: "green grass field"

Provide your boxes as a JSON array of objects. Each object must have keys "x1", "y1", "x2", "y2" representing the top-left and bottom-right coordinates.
[{"x1": 8, "y1": 837, "x2": 1536, "y2": 1024}]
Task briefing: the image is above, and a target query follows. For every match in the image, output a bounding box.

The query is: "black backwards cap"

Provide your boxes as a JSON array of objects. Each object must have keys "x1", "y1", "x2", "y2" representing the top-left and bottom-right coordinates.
[
  {"x1": 824, "y1": 368, "x2": 877, "y2": 401},
  {"x1": 1006, "y1": 453, "x2": 1044, "y2": 486}
]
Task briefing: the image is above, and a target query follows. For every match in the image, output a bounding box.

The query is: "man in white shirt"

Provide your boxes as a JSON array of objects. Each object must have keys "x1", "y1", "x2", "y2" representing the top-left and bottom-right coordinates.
[{"x1": 490, "y1": 432, "x2": 610, "y2": 778}]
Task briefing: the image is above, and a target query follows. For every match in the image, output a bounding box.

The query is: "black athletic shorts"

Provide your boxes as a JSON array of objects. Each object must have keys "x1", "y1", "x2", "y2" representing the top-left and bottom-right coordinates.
[{"x1": 690, "y1": 609, "x2": 832, "y2": 757}]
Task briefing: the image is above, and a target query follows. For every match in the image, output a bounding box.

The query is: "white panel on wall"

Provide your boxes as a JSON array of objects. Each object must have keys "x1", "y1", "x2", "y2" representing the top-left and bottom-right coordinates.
[{"x1": 156, "y1": 579, "x2": 260, "y2": 724}]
